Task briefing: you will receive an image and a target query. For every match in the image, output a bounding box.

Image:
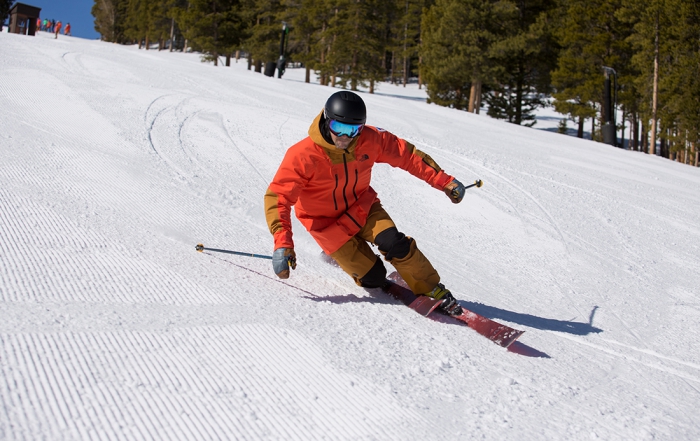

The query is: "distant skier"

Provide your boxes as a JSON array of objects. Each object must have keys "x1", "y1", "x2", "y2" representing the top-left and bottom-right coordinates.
[
  {"x1": 64, "y1": 23, "x2": 71, "y2": 36},
  {"x1": 54, "y1": 21, "x2": 62, "y2": 39},
  {"x1": 264, "y1": 91, "x2": 466, "y2": 315}
]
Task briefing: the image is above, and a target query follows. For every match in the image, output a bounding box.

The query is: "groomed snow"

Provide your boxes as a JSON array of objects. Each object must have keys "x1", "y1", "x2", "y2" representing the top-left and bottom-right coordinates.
[{"x1": 1, "y1": 30, "x2": 699, "y2": 440}]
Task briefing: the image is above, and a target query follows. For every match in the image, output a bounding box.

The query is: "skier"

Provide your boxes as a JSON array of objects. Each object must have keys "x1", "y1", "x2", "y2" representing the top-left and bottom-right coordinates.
[
  {"x1": 54, "y1": 21, "x2": 62, "y2": 39},
  {"x1": 264, "y1": 91, "x2": 466, "y2": 315}
]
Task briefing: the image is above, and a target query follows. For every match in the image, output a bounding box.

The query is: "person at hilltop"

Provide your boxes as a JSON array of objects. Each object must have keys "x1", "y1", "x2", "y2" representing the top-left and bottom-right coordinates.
[
  {"x1": 64, "y1": 23, "x2": 71, "y2": 36},
  {"x1": 54, "y1": 21, "x2": 62, "y2": 39},
  {"x1": 264, "y1": 91, "x2": 467, "y2": 316}
]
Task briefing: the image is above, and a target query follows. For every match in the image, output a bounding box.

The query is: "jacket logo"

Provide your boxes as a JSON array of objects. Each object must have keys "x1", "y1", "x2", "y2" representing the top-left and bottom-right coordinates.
[{"x1": 358, "y1": 154, "x2": 370, "y2": 162}]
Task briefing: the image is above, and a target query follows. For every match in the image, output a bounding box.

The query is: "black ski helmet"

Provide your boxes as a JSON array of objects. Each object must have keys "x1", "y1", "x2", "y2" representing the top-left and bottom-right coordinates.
[{"x1": 324, "y1": 91, "x2": 366, "y2": 125}]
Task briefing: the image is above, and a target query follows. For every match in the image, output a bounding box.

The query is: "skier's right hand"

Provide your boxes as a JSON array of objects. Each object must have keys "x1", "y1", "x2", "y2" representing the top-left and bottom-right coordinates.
[
  {"x1": 444, "y1": 179, "x2": 466, "y2": 204},
  {"x1": 272, "y1": 248, "x2": 297, "y2": 279}
]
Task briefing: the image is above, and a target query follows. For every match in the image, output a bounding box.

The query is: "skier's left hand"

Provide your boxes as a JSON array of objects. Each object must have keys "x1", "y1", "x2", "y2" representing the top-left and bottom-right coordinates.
[
  {"x1": 444, "y1": 179, "x2": 465, "y2": 204},
  {"x1": 272, "y1": 247, "x2": 297, "y2": 279}
]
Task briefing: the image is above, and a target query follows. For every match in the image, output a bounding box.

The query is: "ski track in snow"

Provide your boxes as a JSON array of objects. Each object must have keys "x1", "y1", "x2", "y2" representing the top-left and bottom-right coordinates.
[{"x1": 2, "y1": 31, "x2": 700, "y2": 440}]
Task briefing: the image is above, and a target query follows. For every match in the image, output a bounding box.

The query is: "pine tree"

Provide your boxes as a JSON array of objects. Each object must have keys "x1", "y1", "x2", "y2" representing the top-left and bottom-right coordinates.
[
  {"x1": 485, "y1": 0, "x2": 559, "y2": 126},
  {"x1": 551, "y1": 0, "x2": 633, "y2": 139},
  {"x1": 421, "y1": 0, "x2": 509, "y2": 111},
  {"x1": 392, "y1": 0, "x2": 430, "y2": 86},
  {"x1": 626, "y1": 0, "x2": 700, "y2": 158},
  {"x1": 279, "y1": 0, "x2": 322, "y2": 82},
  {"x1": 1, "y1": 0, "x2": 13, "y2": 27},
  {"x1": 244, "y1": 0, "x2": 285, "y2": 71},
  {"x1": 92, "y1": 0, "x2": 130, "y2": 43},
  {"x1": 318, "y1": 0, "x2": 396, "y2": 92},
  {"x1": 177, "y1": 0, "x2": 245, "y2": 65}
]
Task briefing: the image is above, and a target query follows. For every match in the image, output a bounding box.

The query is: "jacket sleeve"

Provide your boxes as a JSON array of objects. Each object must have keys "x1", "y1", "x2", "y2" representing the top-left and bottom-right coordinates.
[
  {"x1": 264, "y1": 145, "x2": 312, "y2": 250},
  {"x1": 375, "y1": 130, "x2": 454, "y2": 190}
]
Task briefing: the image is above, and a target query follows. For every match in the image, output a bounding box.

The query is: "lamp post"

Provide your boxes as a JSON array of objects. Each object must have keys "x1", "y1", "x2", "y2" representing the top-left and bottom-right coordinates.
[
  {"x1": 277, "y1": 22, "x2": 289, "y2": 78},
  {"x1": 602, "y1": 66, "x2": 618, "y2": 147}
]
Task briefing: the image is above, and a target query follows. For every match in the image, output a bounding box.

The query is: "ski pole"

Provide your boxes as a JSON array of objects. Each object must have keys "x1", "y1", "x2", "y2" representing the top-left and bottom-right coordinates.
[
  {"x1": 450, "y1": 179, "x2": 483, "y2": 199},
  {"x1": 465, "y1": 179, "x2": 483, "y2": 190},
  {"x1": 195, "y1": 243, "x2": 273, "y2": 260}
]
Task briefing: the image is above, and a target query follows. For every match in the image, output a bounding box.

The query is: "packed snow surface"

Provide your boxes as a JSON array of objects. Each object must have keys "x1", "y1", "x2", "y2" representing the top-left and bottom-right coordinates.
[{"x1": 2, "y1": 31, "x2": 700, "y2": 440}]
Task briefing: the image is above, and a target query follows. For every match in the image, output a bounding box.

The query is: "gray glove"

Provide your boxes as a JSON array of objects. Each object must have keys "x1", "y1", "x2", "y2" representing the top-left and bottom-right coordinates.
[
  {"x1": 272, "y1": 248, "x2": 297, "y2": 279},
  {"x1": 444, "y1": 179, "x2": 465, "y2": 204}
]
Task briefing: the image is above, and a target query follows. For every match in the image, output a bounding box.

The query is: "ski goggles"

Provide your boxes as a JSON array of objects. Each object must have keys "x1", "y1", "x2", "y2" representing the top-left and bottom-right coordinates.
[{"x1": 328, "y1": 119, "x2": 364, "y2": 138}]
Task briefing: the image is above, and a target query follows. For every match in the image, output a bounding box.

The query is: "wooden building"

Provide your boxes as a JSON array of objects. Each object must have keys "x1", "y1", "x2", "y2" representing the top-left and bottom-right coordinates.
[{"x1": 8, "y1": 3, "x2": 41, "y2": 36}]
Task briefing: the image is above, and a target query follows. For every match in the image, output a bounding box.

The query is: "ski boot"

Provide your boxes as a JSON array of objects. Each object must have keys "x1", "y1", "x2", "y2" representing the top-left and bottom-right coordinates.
[{"x1": 424, "y1": 283, "x2": 463, "y2": 316}]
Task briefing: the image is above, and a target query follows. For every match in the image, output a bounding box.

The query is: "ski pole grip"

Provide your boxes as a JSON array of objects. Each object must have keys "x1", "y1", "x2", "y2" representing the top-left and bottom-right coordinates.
[{"x1": 465, "y1": 179, "x2": 483, "y2": 190}]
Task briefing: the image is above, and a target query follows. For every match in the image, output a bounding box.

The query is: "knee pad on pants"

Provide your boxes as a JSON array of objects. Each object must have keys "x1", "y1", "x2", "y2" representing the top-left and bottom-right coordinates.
[{"x1": 375, "y1": 227, "x2": 412, "y2": 261}]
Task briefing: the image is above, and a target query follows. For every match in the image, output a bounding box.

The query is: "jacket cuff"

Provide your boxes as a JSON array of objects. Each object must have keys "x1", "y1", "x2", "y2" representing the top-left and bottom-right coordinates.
[
  {"x1": 433, "y1": 171, "x2": 455, "y2": 190},
  {"x1": 273, "y1": 230, "x2": 294, "y2": 250}
]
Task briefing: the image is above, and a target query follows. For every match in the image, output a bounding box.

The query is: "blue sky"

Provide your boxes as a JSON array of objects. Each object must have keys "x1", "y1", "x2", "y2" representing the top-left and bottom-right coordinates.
[{"x1": 20, "y1": 0, "x2": 99, "y2": 40}]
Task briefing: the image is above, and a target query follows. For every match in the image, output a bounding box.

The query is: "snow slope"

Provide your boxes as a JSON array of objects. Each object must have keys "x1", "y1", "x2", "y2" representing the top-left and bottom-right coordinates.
[{"x1": 2, "y1": 31, "x2": 700, "y2": 440}]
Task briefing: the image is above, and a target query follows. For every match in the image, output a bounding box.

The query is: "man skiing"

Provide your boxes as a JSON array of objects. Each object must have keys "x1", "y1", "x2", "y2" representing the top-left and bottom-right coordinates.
[{"x1": 264, "y1": 91, "x2": 466, "y2": 315}]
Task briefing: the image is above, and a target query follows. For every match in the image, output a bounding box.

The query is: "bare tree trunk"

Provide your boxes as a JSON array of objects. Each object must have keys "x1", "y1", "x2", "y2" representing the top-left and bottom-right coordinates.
[
  {"x1": 620, "y1": 108, "x2": 626, "y2": 149},
  {"x1": 468, "y1": 80, "x2": 481, "y2": 113},
  {"x1": 474, "y1": 82, "x2": 482, "y2": 114},
  {"x1": 577, "y1": 116, "x2": 584, "y2": 138},
  {"x1": 305, "y1": 65, "x2": 310, "y2": 83},
  {"x1": 418, "y1": 55, "x2": 423, "y2": 89},
  {"x1": 650, "y1": 11, "x2": 660, "y2": 155},
  {"x1": 169, "y1": 18, "x2": 174, "y2": 52},
  {"x1": 390, "y1": 51, "x2": 396, "y2": 84},
  {"x1": 320, "y1": 22, "x2": 327, "y2": 86},
  {"x1": 660, "y1": 135, "x2": 667, "y2": 158}
]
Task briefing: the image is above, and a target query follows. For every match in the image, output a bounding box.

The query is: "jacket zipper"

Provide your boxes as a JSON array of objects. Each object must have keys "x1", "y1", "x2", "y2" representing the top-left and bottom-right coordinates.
[
  {"x1": 341, "y1": 154, "x2": 350, "y2": 210},
  {"x1": 353, "y1": 169, "x2": 358, "y2": 201},
  {"x1": 332, "y1": 174, "x2": 338, "y2": 211}
]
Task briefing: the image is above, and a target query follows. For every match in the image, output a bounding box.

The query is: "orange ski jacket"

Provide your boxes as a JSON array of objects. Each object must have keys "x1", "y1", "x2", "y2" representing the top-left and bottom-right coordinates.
[{"x1": 264, "y1": 111, "x2": 454, "y2": 255}]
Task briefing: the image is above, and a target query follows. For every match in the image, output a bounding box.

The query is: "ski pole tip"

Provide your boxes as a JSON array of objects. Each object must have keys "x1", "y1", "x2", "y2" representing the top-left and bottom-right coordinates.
[
  {"x1": 195, "y1": 243, "x2": 204, "y2": 252},
  {"x1": 476, "y1": 179, "x2": 483, "y2": 188}
]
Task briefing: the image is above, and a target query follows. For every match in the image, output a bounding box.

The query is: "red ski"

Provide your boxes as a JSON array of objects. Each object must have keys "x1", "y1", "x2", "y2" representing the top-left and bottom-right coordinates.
[{"x1": 382, "y1": 279, "x2": 524, "y2": 349}]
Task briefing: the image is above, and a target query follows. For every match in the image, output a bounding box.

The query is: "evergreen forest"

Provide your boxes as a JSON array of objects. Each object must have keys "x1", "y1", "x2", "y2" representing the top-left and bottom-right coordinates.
[{"x1": 90, "y1": 0, "x2": 700, "y2": 165}]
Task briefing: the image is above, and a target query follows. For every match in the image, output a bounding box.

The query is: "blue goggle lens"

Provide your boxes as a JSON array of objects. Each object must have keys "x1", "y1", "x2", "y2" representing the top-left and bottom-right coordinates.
[{"x1": 329, "y1": 119, "x2": 364, "y2": 138}]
